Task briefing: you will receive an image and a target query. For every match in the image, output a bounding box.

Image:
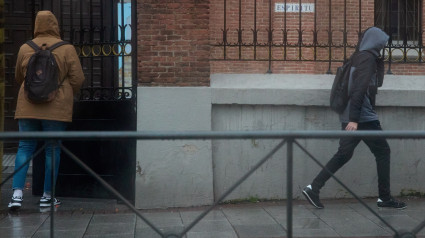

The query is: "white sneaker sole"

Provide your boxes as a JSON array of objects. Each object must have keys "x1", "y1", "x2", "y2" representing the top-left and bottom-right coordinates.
[
  {"x1": 40, "y1": 202, "x2": 61, "y2": 207},
  {"x1": 302, "y1": 190, "x2": 324, "y2": 209},
  {"x1": 8, "y1": 203, "x2": 22, "y2": 209}
]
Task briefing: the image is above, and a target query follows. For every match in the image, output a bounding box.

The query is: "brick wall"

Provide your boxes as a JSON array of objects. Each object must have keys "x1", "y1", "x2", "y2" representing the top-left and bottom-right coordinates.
[
  {"x1": 138, "y1": 0, "x2": 425, "y2": 86},
  {"x1": 210, "y1": 0, "x2": 378, "y2": 74},
  {"x1": 138, "y1": 0, "x2": 210, "y2": 86}
]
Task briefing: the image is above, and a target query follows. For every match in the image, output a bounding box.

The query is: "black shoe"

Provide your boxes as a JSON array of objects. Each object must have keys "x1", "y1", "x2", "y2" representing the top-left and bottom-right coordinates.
[
  {"x1": 302, "y1": 185, "x2": 324, "y2": 209},
  {"x1": 8, "y1": 196, "x2": 23, "y2": 210},
  {"x1": 39, "y1": 197, "x2": 61, "y2": 208},
  {"x1": 377, "y1": 197, "x2": 406, "y2": 209}
]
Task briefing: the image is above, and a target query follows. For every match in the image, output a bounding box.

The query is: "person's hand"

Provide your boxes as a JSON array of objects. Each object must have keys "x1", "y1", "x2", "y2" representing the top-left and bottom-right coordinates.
[{"x1": 345, "y1": 122, "x2": 358, "y2": 131}]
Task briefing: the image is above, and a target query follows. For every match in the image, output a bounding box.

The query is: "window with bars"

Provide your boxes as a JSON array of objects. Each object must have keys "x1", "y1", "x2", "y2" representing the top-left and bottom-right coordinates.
[{"x1": 375, "y1": 0, "x2": 421, "y2": 45}]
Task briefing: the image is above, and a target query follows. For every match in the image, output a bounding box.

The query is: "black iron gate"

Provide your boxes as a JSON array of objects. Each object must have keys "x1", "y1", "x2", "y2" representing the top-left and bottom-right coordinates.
[{"x1": 4, "y1": 0, "x2": 137, "y2": 202}]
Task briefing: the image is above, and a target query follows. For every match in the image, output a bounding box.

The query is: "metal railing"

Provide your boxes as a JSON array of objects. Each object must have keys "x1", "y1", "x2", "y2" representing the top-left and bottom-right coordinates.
[
  {"x1": 1, "y1": 130, "x2": 425, "y2": 238},
  {"x1": 213, "y1": 0, "x2": 424, "y2": 74},
  {"x1": 31, "y1": 0, "x2": 138, "y2": 101}
]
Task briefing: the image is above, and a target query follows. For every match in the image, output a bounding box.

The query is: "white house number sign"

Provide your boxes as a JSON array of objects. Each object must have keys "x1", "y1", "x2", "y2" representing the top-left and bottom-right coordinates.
[{"x1": 275, "y1": 3, "x2": 315, "y2": 13}]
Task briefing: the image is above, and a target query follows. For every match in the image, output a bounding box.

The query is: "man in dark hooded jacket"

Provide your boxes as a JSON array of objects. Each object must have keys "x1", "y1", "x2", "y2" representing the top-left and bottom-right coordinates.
[{"x1": 302, "y1": 27, "x2": 406, "y2": 209}]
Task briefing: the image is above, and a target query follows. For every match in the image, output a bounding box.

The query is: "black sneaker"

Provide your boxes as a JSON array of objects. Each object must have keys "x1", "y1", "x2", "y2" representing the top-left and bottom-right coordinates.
[
  {"x1": 8, "y1": 196, "x2": 23, "y2": 210},
  {"x1": 377, "y1": 197, "x2": 406, "y2": 209},
  {"x1": 302, "y1": 185, "x2": 324, "y2": 209},
  {"x1": 39, "y1": 197, "x2": 61, "y2": 208}
]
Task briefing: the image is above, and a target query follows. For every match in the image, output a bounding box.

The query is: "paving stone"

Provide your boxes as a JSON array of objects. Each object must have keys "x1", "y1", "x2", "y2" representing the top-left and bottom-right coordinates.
[
  {"x1": 84, "y1": 234, "x2": 135, "y2": 238},
  {"x1": 405, "y1": 210, "x2": 425, "y2": 222},
  {"x1": 263, "y1": 204, "x2": 317, "y2": 222},
  {"x1": 371, "y1": 214, "x2": 420, "y2": 236},
  {"x1": 292, "y1": 227, "x2": 341, "y2": 237},
  {"x1": 90, "y1": 213, "x2": 136, "y2": 224},
  {"x1": 180, "y1": 210, "x2": 227, "y2": 222},
  {"x1": 185, "y1": 220, "x2": 234, "y2": 233},
  {"x1": 135, "y1": 226, "x2": 186, "y2": 238},
  {"x1": 0, "y1": 226, "x2": 39, "y2": 238},
  {"x1": 312, "y1": 208, "x2": 362, "y2": 220},
  {"x1": 136, "y1": 212, "x2": 183, "y2": 228},
  {"x1": 37, "y1": 218, "x2": 90, "y2": 231},
  {"x1": 33, "y1": 229, "x2": 85, "y2": 238},
  {"x1": 222, "y1": 207, "x2": 278, "y2": 226},
  {"x1": 233, "y1": 224, "x2": 286, "y2": 238},
  {"x1": 84, "y1": 222, "x2": 135, "y2": 236},
  {"x1": 322, "y1": 216, "x2": 391, "y2": 237},
  {"x1": 186, "y1": 230, "x2": 238, "y2": 238},
  {"x1": 0, "y1": 214, "x2": 48, "y2": 228},
  {"x1": 292, "y1": 217, "x2": 332, "y2": 229}
]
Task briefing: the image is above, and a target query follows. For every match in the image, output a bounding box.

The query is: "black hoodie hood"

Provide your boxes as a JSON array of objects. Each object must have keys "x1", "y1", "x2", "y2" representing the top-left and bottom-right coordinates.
[{"x1": 358, "y1": 27, "x2": 389, "y2": 56}]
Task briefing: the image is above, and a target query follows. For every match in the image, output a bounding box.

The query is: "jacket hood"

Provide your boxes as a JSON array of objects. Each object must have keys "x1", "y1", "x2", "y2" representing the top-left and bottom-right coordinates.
[
  {"x1": 358, "y1": 27, "x2": 389, "y2": 56},
  {"x1": 34, "y1": 11, "x2": 61, "y2": 39}
]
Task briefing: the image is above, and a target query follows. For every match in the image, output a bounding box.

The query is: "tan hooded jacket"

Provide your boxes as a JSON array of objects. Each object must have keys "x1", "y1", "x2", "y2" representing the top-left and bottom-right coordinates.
[{"x1": 14, "y1": 10, "x2": 85, "y2": 122}]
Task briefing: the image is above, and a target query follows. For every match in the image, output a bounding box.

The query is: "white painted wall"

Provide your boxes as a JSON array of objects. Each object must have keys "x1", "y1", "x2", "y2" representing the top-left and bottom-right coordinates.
[{"x1": 136, "y1": 88, "x2": 213, "y2": 209}]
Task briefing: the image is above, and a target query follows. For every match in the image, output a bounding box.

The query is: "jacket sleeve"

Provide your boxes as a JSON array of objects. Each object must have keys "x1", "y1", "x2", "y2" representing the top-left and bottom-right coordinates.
[
  {"x1": 348, "y1": 53, "x2": 376, "y2": 122},
  {"x1": 376, "y1": 57, "x2": 384, "y2": 87},
  {"x1": 66, "y1": 45, "x2": 85, "y2": 95}
]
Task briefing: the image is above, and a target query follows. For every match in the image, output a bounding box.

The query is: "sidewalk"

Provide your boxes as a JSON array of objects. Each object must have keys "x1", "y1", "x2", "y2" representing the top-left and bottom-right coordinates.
[
  {"x1": 0, "y1": 188, "x2": 424, "y2": 238},
  {"x1": 1, "y1": 158, "x2": 425, "y2": 237}
]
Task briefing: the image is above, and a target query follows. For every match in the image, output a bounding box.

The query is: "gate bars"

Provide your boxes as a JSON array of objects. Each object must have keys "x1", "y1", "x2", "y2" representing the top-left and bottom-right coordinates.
[
  {"x1": 214, "y1": 0, "x2": 424, "y2": 74},
  {"x1": 2, "y1": 131, "x2": 425, "y2": 237},
  {"x1": 31, "y1": 0, "x2": 137, "y2": 101}
]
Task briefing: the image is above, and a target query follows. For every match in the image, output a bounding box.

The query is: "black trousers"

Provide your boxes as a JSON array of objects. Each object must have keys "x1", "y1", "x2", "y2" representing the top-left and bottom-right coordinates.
[{"x1": 311, "y1": 120, "x2": 391, "y2": 200}]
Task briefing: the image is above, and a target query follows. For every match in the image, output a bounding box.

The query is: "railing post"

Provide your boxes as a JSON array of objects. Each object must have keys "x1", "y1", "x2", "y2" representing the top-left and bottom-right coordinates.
[
  {"x1": 298, "y1": 0, "x2": 302, "y2": 61},
  {"x1": 238, "y1": 0, "x2": 242, "y2": 60},
  {"x1": 286, "y1": 138, "x2": 293, "y2": 238},
  {"x1": 386, "y1": 0, "x2": 393, "y2": 74},
  {"x1": 267, "y1": 0, "x2": 272, "y2": 74},
  {"x1": 0, "y1": 0, "x2": 4, "y2": 200},
  {"x1": 253, "y1": 0, "x2": 257, "y2": 60},
  {"x1": 326, "y1": 0, "x2": 332, "y2": 74},
  {"x1": 50, "y1": 140, "x2": 55, "y2": 238}
]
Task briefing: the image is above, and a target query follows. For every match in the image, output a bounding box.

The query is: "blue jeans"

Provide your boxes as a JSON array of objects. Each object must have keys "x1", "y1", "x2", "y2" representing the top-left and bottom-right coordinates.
[{"x1": 12, "y1": 119, "x2": 67, "y2": 193}]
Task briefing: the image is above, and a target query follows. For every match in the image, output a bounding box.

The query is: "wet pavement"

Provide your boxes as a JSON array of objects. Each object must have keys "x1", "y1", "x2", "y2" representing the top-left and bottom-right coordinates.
[{"x1": 1, "y1": 168, "x2": 425, "y2": 237}]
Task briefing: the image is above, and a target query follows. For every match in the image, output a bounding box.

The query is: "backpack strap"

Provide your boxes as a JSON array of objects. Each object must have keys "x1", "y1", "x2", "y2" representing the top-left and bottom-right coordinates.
[
  {"x1": 48, "y1": 41, "x2": 69, "y2": 51},
  {"x1": 26, "y1": 40, "x2": 41, "y2": 52},
  {"x1": 48, "y1": 41, "x2": 70, "y2": 87},
  {"x1": 26, "y1": 40, "x2": 69, "y2": 52}
]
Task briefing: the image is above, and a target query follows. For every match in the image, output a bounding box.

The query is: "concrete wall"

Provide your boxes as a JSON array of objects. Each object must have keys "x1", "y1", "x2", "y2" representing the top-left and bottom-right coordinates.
[
  {"x1": 136, "y1": 74, "x2": 425, "y2": 209},
  {"x1": 136, "y1": 88, "x2": 213, "y2": 208}
]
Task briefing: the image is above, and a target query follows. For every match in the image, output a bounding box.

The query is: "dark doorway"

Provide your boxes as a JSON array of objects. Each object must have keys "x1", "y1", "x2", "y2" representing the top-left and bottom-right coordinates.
[
  {"x1": 375, "y1": 0, "x2": 422, "y2": 43},
  {"x1": 4, "y1": 0, "x2": 137, "y2": 203}
]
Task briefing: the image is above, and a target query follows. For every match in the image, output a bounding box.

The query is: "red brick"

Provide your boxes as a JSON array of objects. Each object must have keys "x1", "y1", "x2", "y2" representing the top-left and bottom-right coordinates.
[{"x1": 138, "y1": 0, "x2": 425, "y2": 86}]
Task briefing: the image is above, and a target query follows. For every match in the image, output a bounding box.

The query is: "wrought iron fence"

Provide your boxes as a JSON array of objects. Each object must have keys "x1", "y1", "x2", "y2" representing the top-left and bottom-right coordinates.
[
  {"x1": 1, "y1": 130, "x2": 425, "y2": 237},
  {"x1": 212, "y1": 0, "x2": 424, "y2": 74},
  {"x1": 31, "y1": 0, "x2": 137, "y2": 101}
]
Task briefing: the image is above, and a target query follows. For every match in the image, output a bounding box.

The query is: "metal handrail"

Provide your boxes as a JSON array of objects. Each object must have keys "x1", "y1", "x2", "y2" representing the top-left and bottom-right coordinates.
[
  {"x1": 1, "y1": 130, "x2": 425, "y2": 140},
  {"x1": 1, "y1": 130, "x2": 425, "y2": 238}
]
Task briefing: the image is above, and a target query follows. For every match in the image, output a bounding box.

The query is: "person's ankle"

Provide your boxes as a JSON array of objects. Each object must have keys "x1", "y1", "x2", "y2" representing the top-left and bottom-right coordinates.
[
  {"x1": 43, "y1": 192, "x2": 51, "y2": 198},
  {"x1": 13, "y1": 189, "x2": 23, "y2": 198},
  {"x1": 310, "y1": 184, "x2": 320, "y2": 194}
]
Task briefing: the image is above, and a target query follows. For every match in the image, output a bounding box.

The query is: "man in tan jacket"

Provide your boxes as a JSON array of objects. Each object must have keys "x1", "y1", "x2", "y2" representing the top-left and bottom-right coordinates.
[{"x1": 9, "y1": 10, "x2": 85, "y2": 210}]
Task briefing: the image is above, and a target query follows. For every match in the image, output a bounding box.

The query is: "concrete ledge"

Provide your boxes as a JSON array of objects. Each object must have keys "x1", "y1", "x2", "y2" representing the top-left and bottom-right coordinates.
[{"x1": 211, "y1": 74, "x2": 425, "y2": 106}]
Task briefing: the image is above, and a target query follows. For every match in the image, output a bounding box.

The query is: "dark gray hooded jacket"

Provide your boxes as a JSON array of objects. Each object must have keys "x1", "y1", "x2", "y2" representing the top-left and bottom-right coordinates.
[{"x1": 339, "y1": 27, "x2": 389, "y2": 123}]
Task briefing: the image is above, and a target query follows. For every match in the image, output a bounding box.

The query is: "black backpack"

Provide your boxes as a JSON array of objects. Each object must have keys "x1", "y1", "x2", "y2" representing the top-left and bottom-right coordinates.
[
  {"x1": 329, "y1": 57, "x2": 353, "y2": 114},
  {"x1": 24, "y1": 40, "x2": 68, "y2": 103}
]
